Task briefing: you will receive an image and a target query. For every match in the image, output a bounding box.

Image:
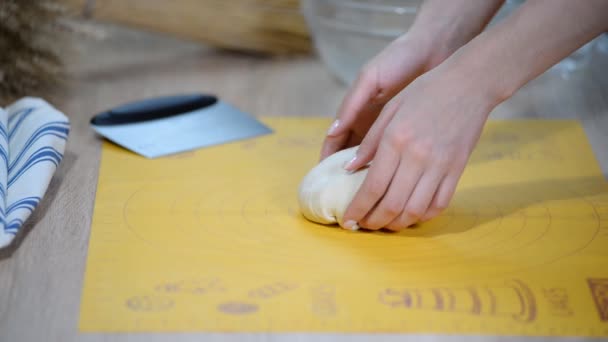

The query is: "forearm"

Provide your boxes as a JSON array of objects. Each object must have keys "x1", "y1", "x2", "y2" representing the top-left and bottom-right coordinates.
[
  {"x1": 447, "y1": 0, "x2": 608, "y2": 104},
  {"x1": 409, "y1": 0, "x2": 506, "y2": 66}
]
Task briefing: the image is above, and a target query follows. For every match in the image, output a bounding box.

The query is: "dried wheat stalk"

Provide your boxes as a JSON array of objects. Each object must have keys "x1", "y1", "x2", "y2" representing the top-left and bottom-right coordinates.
[{"x1": 0, "y1": 0, "x2": 66, "y2": 103}]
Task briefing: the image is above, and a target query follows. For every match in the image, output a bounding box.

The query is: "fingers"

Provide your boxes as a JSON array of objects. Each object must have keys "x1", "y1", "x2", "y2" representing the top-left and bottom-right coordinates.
[
  {"x1": 335, "y1": 82, "x2": 377, "y2": 133},
  {"x1": 327, "y1": 66, "x2": 383, "y2": 139},
  {"x1": 345, "y1": 130, "x2": 364, "y2": 149},
  {"x1": 359, "y1": 156, "x2": 423, "y2": 230},
  {"x1": 320, "y1": 36, "x2": 430, "y2": 161},
  {"x1": 319, "y1": 71, "x2": 383, "y2": 160},
  {"x1": 341, "y1": 141, "x2": 400, "y2": 230},
  {"x1": 320, "y1": 131, "x2": 351, "y2": 161},
  {"x1": 421, "y1": 172, "x2": 460, "y2": 222},
  {"x1": 320, "y1": 101, "x2": 380, "y2": 160},
  {"x1": 419, "y1": 179, "x2": 445, "y2": 222},
  {"x1": 350, "y1": 127, "x2": 462, "y2": 231},
  {"x1": 343, "y1": 95, "x2": 403, "y2": 171},
  {"x1": 385, "y1": 167, "x2": 444, "y2": 231}
]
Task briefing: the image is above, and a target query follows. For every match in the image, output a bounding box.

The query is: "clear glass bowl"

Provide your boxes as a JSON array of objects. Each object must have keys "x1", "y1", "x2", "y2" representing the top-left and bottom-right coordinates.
[
  {"x1": 302, "y1": 0, "x2": 602, "y2": 85},
  {"x1": 489, "y1": 0, "x2": 599, "y2": 80},
  {"x1": 301, "y1": 0, "x2": 423, "y2": 85}
]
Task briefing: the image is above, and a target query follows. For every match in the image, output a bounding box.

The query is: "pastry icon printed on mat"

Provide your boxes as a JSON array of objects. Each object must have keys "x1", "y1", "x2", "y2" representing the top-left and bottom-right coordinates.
[
  {"x1": 217, "y1": 301, "x2": 259, "y2": 315},
  {"x1": 126, "y1": 295, "x2": 174, "y2": 312},
  {"x1": 155, "y1": 277, "x2": 226, "y2": 295},
  {"x1": 309, "y1": 284, "x2": 337, "y2": 317},
  {"x1": 587, "y1": 278, "x2": 608, "y2": 321},
  {"x1": 379, "y1": 279, "x2": 537, "y2": 323},
  {"x1": 248, "y1": 282, "x2": 298, "y2": 299},
  {"x1": 542, "y1": 288, "x2": 574, "y2": 317}
]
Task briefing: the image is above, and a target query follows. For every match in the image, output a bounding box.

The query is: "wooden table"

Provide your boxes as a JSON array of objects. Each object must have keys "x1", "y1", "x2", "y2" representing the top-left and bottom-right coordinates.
[{"x1": 1, "y1": 22, "x2": 607, "y2": 342}]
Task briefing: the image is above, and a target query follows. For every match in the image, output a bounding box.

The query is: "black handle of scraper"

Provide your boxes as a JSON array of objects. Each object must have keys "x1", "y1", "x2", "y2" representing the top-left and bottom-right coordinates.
[{"x1": 90, "y1": 94, "x2": 218, "y2": 126}]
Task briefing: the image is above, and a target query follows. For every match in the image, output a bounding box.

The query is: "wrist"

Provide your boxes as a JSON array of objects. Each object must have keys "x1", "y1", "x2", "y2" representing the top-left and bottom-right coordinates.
[
  {"x1": 438, "y1": 0, "x2": 608, "y2": 110},
  {"x1": 406, "y1": 20, "x2": 456, "y2": 70},
  {"x1": 440, "y1": 39, "x2": 515, "y2": 111},
  {"x1": 407, "y1": 0, "x2": 505, "y2": 70}
]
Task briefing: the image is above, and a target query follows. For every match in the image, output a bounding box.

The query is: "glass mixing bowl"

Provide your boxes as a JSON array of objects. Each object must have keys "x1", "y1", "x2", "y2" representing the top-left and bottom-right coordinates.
[
  {"x1": 302, "y1": 0, "x2": 601, "y2": 85},
  {"x1": 301, "y1": 0, "x2": 423, "y2": 85}
]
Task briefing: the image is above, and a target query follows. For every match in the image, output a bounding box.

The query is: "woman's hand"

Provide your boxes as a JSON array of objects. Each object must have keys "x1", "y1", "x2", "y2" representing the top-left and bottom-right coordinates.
[
  {"x1": 320, "y1": 0, "x2": 506, "y2": 161},
  {"x1": 319, "y1": 0, "x2": 608, "y2": 232},
  {"x1": 340, "y1": 60, "x2": 500, "y2": 231},
  {"x1": 336, "y1": 0, "x2": 608, "y2": 231},
  {"x1": 319, "y1": 34, "x2": 435, "y2": 161}
]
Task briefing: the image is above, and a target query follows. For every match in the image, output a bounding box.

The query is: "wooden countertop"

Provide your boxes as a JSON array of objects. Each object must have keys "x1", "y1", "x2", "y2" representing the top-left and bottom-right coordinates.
[{"x1": 0, "y1": 21, "x2": 607, "y2": 342}]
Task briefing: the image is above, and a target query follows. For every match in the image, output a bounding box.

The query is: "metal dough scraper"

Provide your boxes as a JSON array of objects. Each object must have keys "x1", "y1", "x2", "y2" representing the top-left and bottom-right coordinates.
[{"x1": 90, "y1": 93, "x2": 273, "y2": 158}]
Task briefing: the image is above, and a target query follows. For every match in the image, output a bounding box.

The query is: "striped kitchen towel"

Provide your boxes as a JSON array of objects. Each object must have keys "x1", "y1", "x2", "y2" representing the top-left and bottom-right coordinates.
[{"x1": 0, "y1": 97, "x2": 69, "y2": 248}]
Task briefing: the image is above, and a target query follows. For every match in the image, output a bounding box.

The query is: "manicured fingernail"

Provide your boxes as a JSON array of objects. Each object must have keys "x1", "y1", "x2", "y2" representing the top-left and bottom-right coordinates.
[
  {"x1": 343, "y1": 220, "x2": 359, "y2": 231},
  {"x1": 344, "y1": 155, "x2": 358, "y2": 171},
  {"x1": 327, "y1": 119, "x2": 340, "y2": 135}
]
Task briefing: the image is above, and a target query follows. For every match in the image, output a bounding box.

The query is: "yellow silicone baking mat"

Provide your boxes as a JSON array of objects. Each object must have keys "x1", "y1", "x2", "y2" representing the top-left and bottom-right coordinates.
[{"x1": 80, "y1": 117, "x2": 608, "y2": 336}]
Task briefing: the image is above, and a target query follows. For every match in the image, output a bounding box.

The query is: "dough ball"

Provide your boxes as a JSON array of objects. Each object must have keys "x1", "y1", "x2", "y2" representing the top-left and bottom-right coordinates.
[{"x1": 297, "y1": 146, "x2": 367, "y2": 230}]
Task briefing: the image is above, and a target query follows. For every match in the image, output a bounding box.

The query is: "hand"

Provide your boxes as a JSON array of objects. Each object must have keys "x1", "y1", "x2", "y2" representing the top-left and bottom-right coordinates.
[
  {"x1": 320, "y1": 34, "x2": 437, "y2": 161},
  {"x1": 331, "y1": 0, "x2": 608, "y2": 231},
  {"x1": 340, "y1": 61, "x2": 499, "y2": 231},
  {"x1": 320, "y1": 0, "x2": 507, "y2": 161}
]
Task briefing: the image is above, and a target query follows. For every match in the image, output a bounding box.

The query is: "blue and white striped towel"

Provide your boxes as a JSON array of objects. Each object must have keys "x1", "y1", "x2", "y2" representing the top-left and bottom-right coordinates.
[{"x1": 0, "y1": 97, "x2": 69, "y2": 248}]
